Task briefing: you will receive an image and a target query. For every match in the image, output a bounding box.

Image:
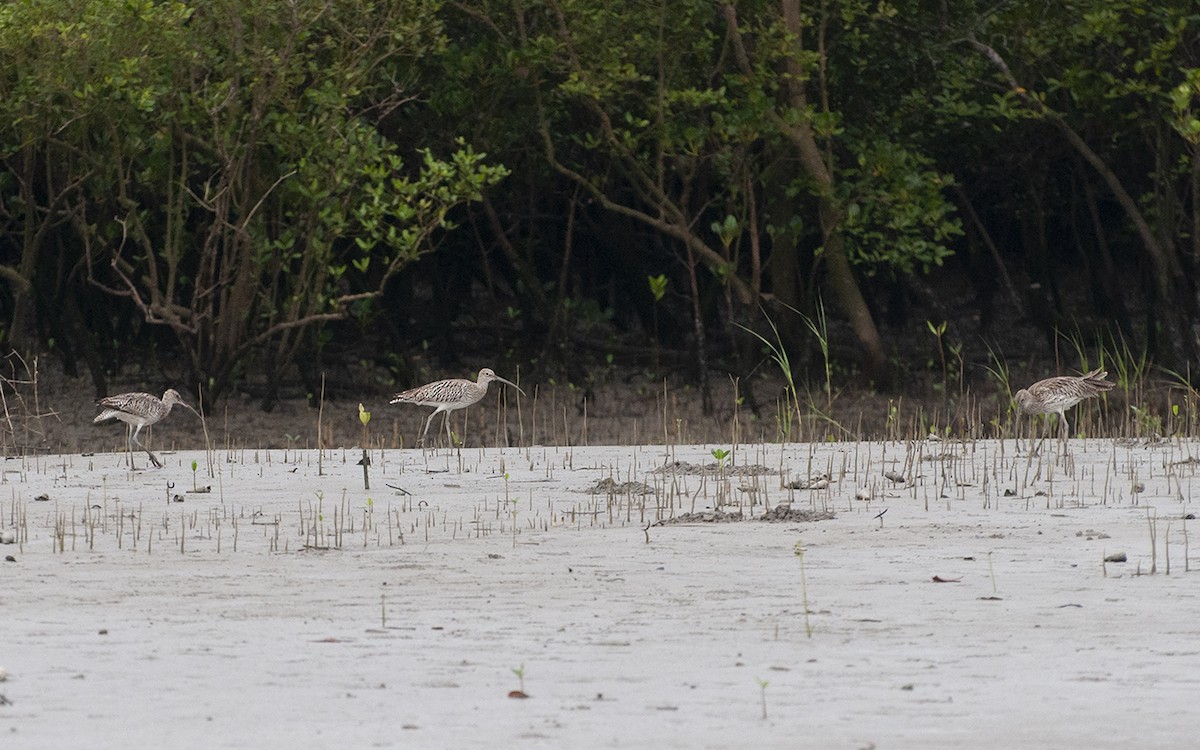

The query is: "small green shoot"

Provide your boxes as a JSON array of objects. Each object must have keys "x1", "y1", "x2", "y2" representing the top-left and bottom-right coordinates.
[
  {"x1": 927, "y1": 320, "x2": 948, "y2": 387},
  {"x1": 711, "y1": 448, "x2": 732, "y2": 506},
  {"x1": 794, "y1": 540, "x2": 814, "y2": 638},
  {"x1": 358, "y1": 403, "x2": 372, "y2": 490},
  {"x1": 284, "y1": 433, "x2": 299, "y2": 460},
  {"x1": 509, "y1": 662, "x2": 528, "y2": 698},
  {"x1": 756, "y1": 677, "x2": 769, "y2": 720}
]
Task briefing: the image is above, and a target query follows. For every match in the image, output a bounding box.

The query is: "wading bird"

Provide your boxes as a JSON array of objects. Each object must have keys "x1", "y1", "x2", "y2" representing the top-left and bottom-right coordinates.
[
  {"x1": 390, "y1": 368, "x2": 524, "y2": 448},
  {"x1": 94, "y1": 389, "x2": 200, "y2": 469},
  {"x1": 1014, "y1": 369, "x2": 1114, "y2": 452}
]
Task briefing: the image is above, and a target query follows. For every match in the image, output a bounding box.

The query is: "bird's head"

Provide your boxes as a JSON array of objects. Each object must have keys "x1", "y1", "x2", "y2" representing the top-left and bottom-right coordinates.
[
  {"x1": 478, "y1": 368, "x2": 526, "y2": 397},
  {"x1": 1014, "y1": 389, "x2": 1032, "y2": 412},
  {"x1": 163, "y1": 389, "x2": 201, "y2": 417}
]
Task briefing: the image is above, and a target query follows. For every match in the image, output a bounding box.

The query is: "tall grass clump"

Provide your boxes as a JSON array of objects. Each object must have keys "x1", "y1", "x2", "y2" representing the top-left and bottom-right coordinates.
[
  {"x1": 737, "y1": 308, "x2": 803, "y2": 442},
  {"x1": 983, "y1": 341, "x2": 1014, "y2": 440}
]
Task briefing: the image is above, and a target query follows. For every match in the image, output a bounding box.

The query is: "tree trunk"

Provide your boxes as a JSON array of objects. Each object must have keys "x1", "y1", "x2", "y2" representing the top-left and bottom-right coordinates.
[
  {"x1": 7, "y1": 146, "x2": 44, "y2": 354},
  {"x1": 722, "y1": 2, "x2": 890, "y2": 384},
  {"x1": 777, "y1": 1, "x2": 888, "y2": 383}
]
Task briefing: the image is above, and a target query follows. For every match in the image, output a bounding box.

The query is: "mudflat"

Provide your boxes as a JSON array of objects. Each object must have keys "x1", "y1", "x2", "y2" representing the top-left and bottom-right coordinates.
[{"x1": 2, "y1": 438, "x2": 1196, "y2": 749}]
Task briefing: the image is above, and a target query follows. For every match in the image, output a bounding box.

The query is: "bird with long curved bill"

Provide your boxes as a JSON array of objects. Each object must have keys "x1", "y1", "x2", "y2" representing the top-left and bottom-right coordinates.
[
  {"x1": 1014, "y1": 369, "x2": 1114, "y2": 452},
  {"x1": 390, "y1": 368, "x2": 524, "y2": 448},
  {"x1": 94, "y1": 389, "x2": 201, "y2": 469}
]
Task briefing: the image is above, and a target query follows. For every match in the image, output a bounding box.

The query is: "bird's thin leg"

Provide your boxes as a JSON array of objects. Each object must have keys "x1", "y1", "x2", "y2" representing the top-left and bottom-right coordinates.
[
  {"x1": 419, "y1": 411, "x2": 438, "y2": 448},
  {"x1": 443, "y1": 412, "x2": 454, "y2": 449},
  {"x1": 131, "y1": 424, "x2": 163, "y2": 468},
  {"x1": 145, "y1": 449, "x2": 164, "y2": 469},
  {"x1": 125, "y1": 424, "x2": 135, "y2": 470},
  {"x1": 1015, "y1": 411, "x2": 1023, "y2": 454},
  {"x1": 1032, "y1": 416, "x2": 1048, "y2": 457}
]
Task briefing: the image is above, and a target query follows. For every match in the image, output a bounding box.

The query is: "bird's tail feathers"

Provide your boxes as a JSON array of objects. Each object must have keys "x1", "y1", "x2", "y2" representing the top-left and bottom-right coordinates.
[{"x1": 1082, "y1": 369, "x2": 1116, "y2": 391}]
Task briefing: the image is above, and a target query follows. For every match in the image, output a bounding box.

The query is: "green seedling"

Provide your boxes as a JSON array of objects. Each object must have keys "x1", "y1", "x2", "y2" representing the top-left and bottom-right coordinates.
[
  {"x1": 927, "y1": 319, "x2": 949, "y2": 386},
  {"x1": 191, "y1": 460, "x2": 198, "y2": 491},
  {"x1": 756, "y1": 677, "x2": 769, "y2": 720},
  {"x1": 509, "y1": 662, "x2": 528, "y2": 697},
  {"x1": 794, "y1": 540, "x2": 814, "y2": 638},
  {"x1": 711, "y1": 448, "x2": 733, "y2": 507},
  {"x1": 359, "y1": 402, "x2": 372, "y2": 490}
]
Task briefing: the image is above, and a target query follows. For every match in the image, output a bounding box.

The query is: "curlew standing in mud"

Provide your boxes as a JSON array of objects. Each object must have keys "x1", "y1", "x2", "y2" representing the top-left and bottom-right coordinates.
[
  {"x1": 1014, "y1": 369, "x2": 1114, "y2": 451},
  {"x1": 390, "y1": 368, "x2": 524, "y2": 448},
  {"x1": 94, "y1": 389, "x2": 200, "y2": 469}
]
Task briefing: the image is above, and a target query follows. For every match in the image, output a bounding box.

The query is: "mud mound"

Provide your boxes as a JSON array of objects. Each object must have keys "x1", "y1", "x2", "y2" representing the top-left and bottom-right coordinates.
[
  {"x1": 652, "y1": 461, "x2": 774, "y2": 477},
  {"x1": 655, "y1": 506, "x2": 834, "y2": 525},
  {"x1": 585, "y1": 478, "x2": 656, "y2": 495}
]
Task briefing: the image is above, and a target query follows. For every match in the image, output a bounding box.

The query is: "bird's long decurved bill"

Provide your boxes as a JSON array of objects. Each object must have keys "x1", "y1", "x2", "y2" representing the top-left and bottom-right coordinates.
[{"x1": 495, "y1": 376, "x2": 526, "y2": 397}]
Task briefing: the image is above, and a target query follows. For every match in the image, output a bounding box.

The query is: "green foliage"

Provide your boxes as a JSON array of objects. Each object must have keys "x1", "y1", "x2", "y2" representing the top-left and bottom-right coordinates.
[
  {"x1": 1171, "y1": 69, "x2": 1200, "y2": 145},
  {"x1": 835, "y1": 142, "x2": 962, "y2": 276},
  {"x1": 3, "y1": 0, "x2": 1199, "y2": 392},
  {"x1": 647, "y1": 274, "x2": 668, "y2": 303},
  {"x1": 0, "y1": 0, "x2": 507, "y2": 392}
]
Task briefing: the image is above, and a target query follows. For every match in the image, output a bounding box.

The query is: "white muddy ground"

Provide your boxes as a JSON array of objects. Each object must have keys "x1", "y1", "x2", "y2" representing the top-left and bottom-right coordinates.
[{"x1": 2, "y1": 438, "x2": 1198, "y2": 749}]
